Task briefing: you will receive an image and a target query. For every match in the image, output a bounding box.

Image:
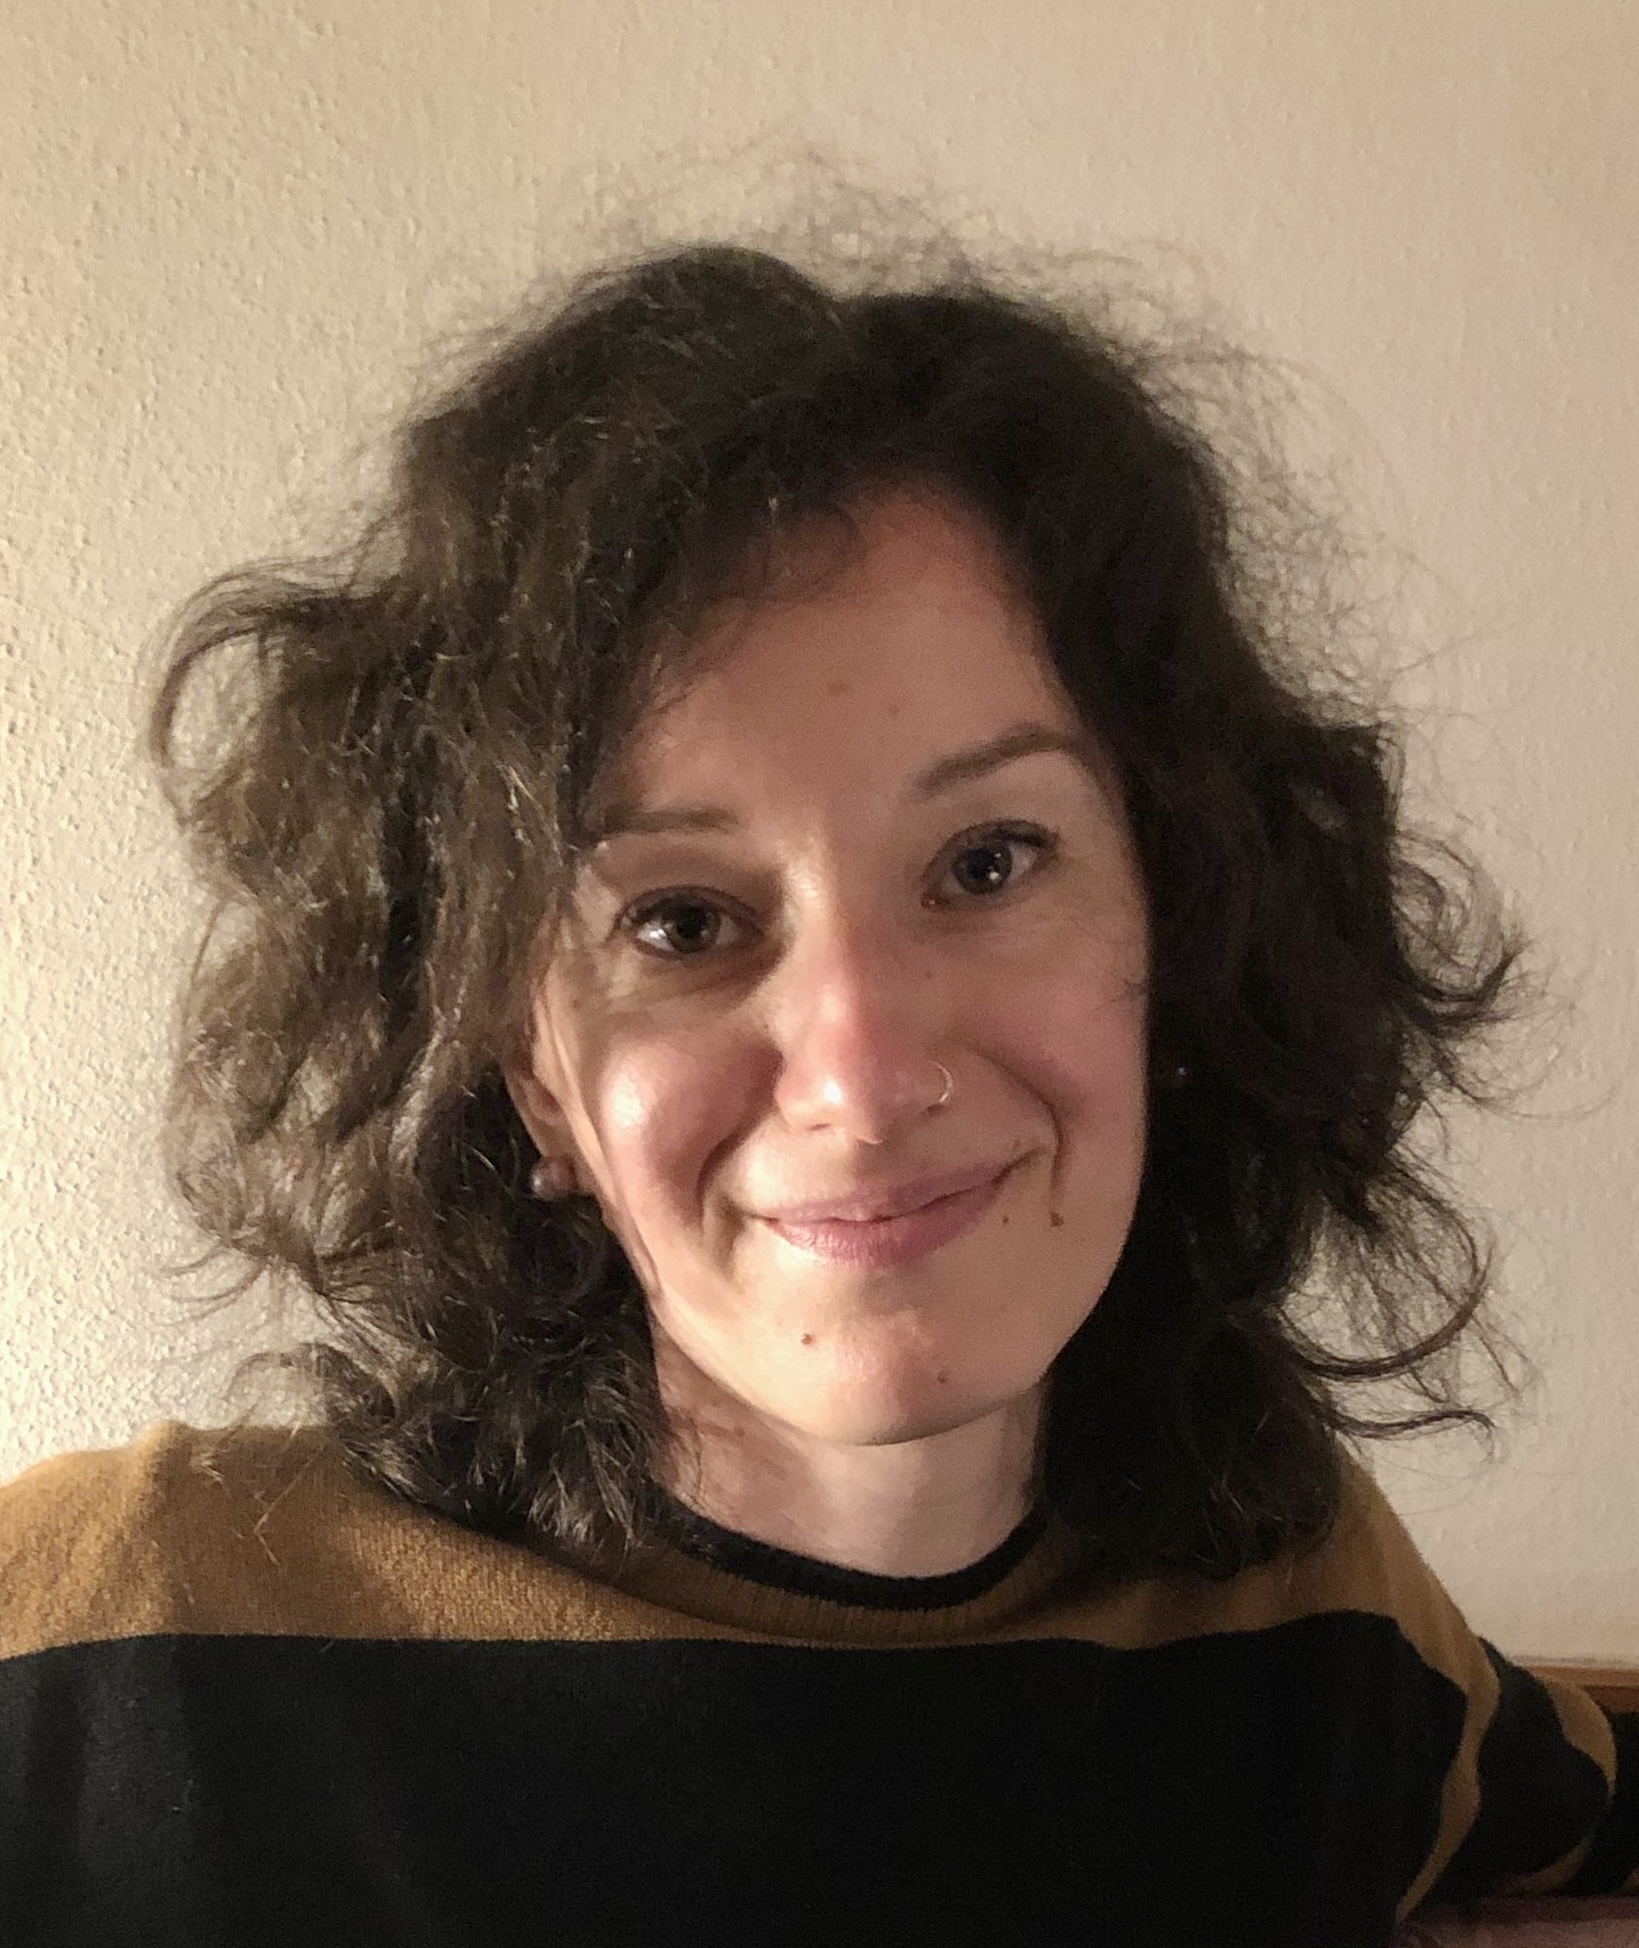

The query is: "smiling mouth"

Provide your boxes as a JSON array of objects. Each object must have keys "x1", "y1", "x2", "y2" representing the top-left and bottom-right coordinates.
[{"x1": 759, "y1": 1162, "x2": 1016, "y2": 1271}]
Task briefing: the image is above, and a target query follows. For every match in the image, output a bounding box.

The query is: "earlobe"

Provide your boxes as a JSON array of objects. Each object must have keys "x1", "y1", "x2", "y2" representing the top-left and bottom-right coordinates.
[{"x1": 504, "y1": 1062, "x2": 589, "y2": 1201}]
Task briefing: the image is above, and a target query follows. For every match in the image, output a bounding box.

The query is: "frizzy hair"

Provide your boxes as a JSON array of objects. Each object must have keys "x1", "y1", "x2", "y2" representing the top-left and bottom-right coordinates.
[{"x1": 151, "y1": 242, "x2": 1525, "y2": 1581}]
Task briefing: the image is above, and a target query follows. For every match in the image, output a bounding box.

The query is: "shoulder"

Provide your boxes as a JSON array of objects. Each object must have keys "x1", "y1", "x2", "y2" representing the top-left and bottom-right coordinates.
[
  {"x1": 1051, "y1": 1449, "x2": 1497, "y2": 1699},
  {"x1": 0, "y1": 1421, "x2": 358, "y2": 1656},
  {"x1": 0, "y1": 1420, "x2": 716, "y2": 1654},
  {"x1": 1234, "y1": 1449, "x2": 1504, "y2": 1705}
]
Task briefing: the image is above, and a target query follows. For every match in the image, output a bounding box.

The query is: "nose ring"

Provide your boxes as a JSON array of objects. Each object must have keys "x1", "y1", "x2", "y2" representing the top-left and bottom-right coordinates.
[{"x1": 932, "y1": 1062, "x2": 954, "y2": 1110}]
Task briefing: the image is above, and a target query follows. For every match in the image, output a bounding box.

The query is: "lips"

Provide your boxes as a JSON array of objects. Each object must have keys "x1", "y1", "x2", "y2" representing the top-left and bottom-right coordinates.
[{"x1": 757, "y1": 1162, "x2": 1014, "y2": 1270}]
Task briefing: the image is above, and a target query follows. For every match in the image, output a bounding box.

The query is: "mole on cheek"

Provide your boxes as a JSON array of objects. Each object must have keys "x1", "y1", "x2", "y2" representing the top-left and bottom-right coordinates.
[
  {"x1": 1049, "y1": 1211, "x2": 1065, "y2": 1228},
  {"x1": 800, "y1": 1333, "x2": 815, "y2": 1346}
]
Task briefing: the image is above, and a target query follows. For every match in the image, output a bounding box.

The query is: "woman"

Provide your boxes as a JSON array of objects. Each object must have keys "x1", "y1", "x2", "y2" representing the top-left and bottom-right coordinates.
[{"x1": 0, "y1": 243, "x2": 1633, "y2": 1944}]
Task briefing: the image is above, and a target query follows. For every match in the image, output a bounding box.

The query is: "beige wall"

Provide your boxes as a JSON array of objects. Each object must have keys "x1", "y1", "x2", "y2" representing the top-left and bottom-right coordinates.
[{"x1": 3, "y1": 0, "x2": 1635, "y2": 1657}]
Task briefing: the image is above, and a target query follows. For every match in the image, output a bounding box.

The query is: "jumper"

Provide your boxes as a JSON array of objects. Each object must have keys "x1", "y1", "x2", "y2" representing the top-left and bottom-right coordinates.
[{"x1": 0, "y1": 1422, "x2": 1634, "y2": 1947}]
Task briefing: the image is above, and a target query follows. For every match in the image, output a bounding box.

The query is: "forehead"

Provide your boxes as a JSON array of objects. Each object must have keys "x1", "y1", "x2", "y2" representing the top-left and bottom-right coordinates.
[{"x1": 604, "y1": 489, "x2": 1085, "y2": 813}]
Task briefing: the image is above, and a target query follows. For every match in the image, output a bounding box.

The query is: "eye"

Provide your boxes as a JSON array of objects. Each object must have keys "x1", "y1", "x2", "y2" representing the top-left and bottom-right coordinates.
[
  {"x1": 622, "y1": 892, "x2": 751, "y2": 959},
  {"x1": 933, "y1": 822, "x2": 1057, "y2": 904}
]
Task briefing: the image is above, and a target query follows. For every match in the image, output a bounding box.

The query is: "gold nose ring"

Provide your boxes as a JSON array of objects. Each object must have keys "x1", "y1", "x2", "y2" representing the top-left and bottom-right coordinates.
[{"x1": 932, "y1": 1062, "x2": 954, "y2": 1110}]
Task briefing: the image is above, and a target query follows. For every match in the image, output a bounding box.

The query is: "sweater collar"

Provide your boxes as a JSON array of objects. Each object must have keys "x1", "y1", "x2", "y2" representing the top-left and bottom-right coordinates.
[{"x1": 616, "y1": 1490, "x2": 1091, "y2": 1646}]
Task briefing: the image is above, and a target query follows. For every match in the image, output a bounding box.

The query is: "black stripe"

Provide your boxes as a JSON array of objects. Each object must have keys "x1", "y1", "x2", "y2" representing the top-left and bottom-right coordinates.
[
  {"x1": 1566, "y1": 1711, "x2": 1639, "y2": 1894},
  {"x1": 1424, "y1": 1641, "x2": 1614, "y2": 1901},
  {"x1": 0, "y1": 1614, "x2": 1460, "y2": 1947}
]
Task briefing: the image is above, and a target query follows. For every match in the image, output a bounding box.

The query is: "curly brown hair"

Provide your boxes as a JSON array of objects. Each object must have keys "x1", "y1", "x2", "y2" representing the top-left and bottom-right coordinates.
[{"x1": 151, "y1": 242, "x2": 1524, "y2": 1582}]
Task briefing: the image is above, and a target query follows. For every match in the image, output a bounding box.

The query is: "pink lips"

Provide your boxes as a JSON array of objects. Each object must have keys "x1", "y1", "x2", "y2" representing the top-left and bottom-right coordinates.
[{"x1": 759, "y1": 1163, "x2": 1011, "y2": 1271}]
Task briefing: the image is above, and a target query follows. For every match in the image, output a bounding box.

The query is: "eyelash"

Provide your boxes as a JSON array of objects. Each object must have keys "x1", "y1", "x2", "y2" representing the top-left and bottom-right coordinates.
[{"x1": 618, "y1": 821, "x2": 1059, "y2": 960}]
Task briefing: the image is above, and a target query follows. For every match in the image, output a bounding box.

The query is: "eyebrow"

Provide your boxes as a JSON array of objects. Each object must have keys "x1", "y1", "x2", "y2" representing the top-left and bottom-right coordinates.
[
  {"x1": 909, "y1": 724, "x2": 1093, "y2": 800},
  {"x1": 588, "y1": 723, "x2": 1095, "y2": 844}
]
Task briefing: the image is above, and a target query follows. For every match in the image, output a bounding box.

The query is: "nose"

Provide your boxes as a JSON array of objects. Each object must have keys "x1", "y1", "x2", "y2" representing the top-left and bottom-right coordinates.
[{"x1": 769, "y1": 913, "x2": 953, "y2": 1146}]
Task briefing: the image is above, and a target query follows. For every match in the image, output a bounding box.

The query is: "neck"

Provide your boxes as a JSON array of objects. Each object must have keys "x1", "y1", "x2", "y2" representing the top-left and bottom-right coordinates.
[{"x1": 653, "y1": 1338, "x2": 1046, "y2": 1579}]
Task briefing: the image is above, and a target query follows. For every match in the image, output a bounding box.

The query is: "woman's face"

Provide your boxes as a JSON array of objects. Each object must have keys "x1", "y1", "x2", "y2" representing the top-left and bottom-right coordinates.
[{"x1": 509, "y1": 487, "x2": 1149, "y2": 1459}]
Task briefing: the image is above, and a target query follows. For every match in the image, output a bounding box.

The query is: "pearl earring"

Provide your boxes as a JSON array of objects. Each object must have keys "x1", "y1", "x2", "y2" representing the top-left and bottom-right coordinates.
[{"x1": 529, "y1": 1156, "x2": 579, "y2": 1199}]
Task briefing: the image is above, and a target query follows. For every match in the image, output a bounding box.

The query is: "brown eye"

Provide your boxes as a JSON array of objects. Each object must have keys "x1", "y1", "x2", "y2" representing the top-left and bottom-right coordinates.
[
  {"x1": 626, "y1": 895, "x2": 743, "y2": 958},
  {"x1": 939, "y1": 824, "x2": 1055, "y2": 903},
  {"x1": 951, "y1": 839, "x2": 1016, "y2": 895}
]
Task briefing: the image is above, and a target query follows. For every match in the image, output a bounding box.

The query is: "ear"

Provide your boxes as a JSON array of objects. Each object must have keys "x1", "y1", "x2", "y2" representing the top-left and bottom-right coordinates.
[
  {"x1": 501, "y1": 1004, "x2": 580, "y2": 1168},
  {"x1": 503, "y1": 1052, "x2": 573, "y2": 1159}
]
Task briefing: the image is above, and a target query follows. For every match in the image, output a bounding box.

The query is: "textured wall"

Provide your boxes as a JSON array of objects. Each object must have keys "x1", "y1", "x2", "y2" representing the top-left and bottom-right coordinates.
[{"x1": 2, "y1": 0, "x2": 1635, "y2": 1655}]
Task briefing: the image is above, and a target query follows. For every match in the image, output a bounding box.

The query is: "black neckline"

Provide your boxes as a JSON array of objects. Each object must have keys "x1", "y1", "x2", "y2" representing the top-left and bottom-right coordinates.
[{"x1": 650, "y1": 1488, "x2": 1052, "y2": 1611}]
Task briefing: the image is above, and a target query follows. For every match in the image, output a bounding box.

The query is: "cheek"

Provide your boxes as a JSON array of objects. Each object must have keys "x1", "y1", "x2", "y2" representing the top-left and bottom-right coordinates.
[
  {"x1": 998, "y1": 959, "x2": 1148, "y2": 1131},
  {"x1": 1005, "y1": 946, "x2": 1145, "y2": 1090},
  {"x1": 576, "y1": 1031, "x2": 762, "y2": 1238}
]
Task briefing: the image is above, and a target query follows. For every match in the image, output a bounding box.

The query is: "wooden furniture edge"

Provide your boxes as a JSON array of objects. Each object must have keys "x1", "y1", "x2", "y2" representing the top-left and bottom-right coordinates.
[{"x1": 1527, "y1": 1663, "x2": 1639, "y2": 1716}]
